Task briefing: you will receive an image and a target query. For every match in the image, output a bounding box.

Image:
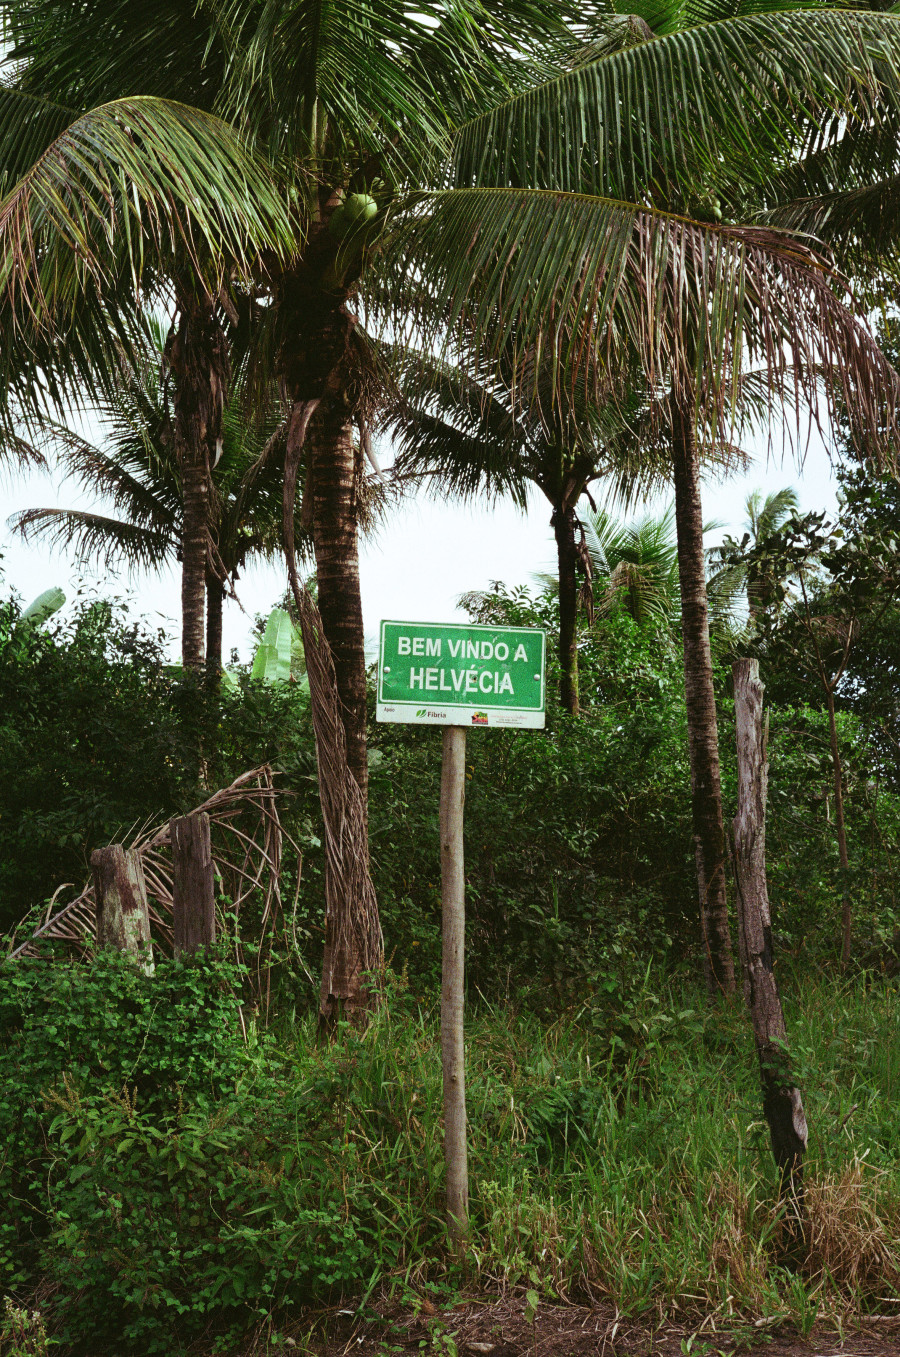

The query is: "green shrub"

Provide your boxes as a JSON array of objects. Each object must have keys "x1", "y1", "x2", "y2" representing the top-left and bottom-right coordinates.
[{"x1": 0, "y1": 951, "x2": 380, "y2": 1351}]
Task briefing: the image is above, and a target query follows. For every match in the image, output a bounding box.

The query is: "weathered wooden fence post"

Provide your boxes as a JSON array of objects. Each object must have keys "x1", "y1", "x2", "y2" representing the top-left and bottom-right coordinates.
[
  {"x1": 440, "y1": 724, "x2": 469, "y2": 1251},
  {"x1": 732, "y1": 658, "x2": 808, "y2": 1263},
  {"x1": 90, "y1": 845, "x2": 155, "y2": 974},
  {"x1": 170, "y1": 812, "x2": 216, "y2": 957}
]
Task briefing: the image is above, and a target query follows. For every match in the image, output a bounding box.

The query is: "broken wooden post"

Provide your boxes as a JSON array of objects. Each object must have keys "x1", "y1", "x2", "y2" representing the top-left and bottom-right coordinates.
[
  {"x1": 90, "y1": 845, "x2": 154, "y2": 974},
  {"x1": 732, "y1": 658, "x2": 808, "y2": 1264},
  {"x1": 170, "y1": 811, "x2": 216, "y2": 957}
]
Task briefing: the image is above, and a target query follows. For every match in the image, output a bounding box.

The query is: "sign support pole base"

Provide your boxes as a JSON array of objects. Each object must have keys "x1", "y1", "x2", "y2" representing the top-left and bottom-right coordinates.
[{"x1": 440, "y1": 723, "x2": 469, "y2": 1250}]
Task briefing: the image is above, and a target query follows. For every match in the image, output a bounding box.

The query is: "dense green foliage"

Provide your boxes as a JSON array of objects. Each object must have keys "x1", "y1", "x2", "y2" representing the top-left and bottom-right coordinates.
[
  {"x1": 0, "y1": 586, "x2": 313, "y2": 934},
  {"x1": 1, "y1": 951, "x2": 899, "y2": 1352},
  {"x1": 4, "y1": 575, "x2": 900, "y2": 1350},
  {"x1": 4, "y1": 576, "x2": 899, "y2": 984},
  {"x1": 0, "y1": 950, "x2": 370, "y2": 1351}
]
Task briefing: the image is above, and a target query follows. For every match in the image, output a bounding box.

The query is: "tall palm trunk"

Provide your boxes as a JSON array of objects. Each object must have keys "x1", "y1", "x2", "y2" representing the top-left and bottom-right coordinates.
[
  {"x1": 166, "y1": 281, "x2": 229, "y2": 670},
  {"x1": 277, "y1": 259, "x2": 369, "y2": 801},
  {"x1": 553, "y1": 502, "x2": 579, "y2": 715},
  {"x1": 276, "y1": 250, "x2": 380, "y2": 1015},
  {"x1": 307, "y1": 403, "x2": 369, "y2": 801},
  {"x1": 671, "y1": 391, "x2": 736, "y2": 999},
  {"x1": 206, "y1": 571, "x2": 224, "y2": 679}
]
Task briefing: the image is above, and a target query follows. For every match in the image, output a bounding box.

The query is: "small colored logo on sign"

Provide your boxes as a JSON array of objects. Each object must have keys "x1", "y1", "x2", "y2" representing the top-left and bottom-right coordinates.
[{"x1": 471, "y1": 712, "x2": 489, "y2": 726}]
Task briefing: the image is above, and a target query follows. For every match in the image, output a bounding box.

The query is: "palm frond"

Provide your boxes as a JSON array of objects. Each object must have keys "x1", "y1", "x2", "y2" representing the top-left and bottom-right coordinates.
[
  {"x1": 0, "y1": 423, "x2": 48, "y2": 471},
  {"x1": 9, "y1": 506, "x2": 174, "y2": 571},
  {"x1": 0, "y1": 96, "x2": 293, "y2": 328},
  {"x1": 452, "y1": 11, "x2": 900, "y2": 206},
  {"x1": 218, "y1": 0, "x2": 586, "y2": 175},
  {"x1": 746, "y1": 485, "x2": 800, "y2": 539},
  {"x1": 0, "y1": 84, "x2": 78, "y2": 190},
  {"x1": 380, "y1": 344, "x2": 532, "y2": 505},
  {"x1": 383, "y1": 186, "x2": 900, "y2": 454},
  {"x1": 2, "y1": 0, "x2": 228, "y2": 113}
]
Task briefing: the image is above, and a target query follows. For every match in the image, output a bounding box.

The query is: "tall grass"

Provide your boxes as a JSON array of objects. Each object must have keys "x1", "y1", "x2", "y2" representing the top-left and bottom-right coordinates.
[
  {"x1": 5, "y1": 961, "x2": 899, "y2": 1348},
  {"x1": 287, "y1": 971, "x2": 900, "y2": 1326}
]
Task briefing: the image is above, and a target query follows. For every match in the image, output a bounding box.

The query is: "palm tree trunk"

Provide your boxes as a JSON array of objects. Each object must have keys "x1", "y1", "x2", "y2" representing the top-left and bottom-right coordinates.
[
  {"x1": 671, "y1": 392, "x2": 736, "y2": 999},
  {"x1": 206, "y1": 572, "x2": 224, "y2": 680},
  {"x1": 180, "y1": 436, "x2": 208, "y2": 671},
  {"x1": 275, "y1": 256, "x2": 380, "y2": 1017},
  {"x1": 167, "y1": 281, "x2": 229, "y2": 671},
  {"x1": 553, "y1": 503, "x2": 579, "y2": 715},
  {"x1": 306, "y1": 402, "x2": 369, "y2": 803}
]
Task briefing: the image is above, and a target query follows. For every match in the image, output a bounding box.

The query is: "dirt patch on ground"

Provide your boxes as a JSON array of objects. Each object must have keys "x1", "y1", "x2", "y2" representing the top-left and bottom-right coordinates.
[{"x1": 272, "y1": 1295, "x2": 900, "y2": 1357}]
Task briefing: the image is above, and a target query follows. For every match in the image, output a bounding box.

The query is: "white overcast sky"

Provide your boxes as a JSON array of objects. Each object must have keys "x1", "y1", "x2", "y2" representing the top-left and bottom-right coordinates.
[{"x1": 0, "y1": 420, "x2": 840, "y2": 663}]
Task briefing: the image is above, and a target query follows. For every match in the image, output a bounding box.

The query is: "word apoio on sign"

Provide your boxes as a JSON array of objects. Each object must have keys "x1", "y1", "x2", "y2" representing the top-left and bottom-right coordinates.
[{"x1": 377, "y1": 620, "x2": 545, "y2": 728}]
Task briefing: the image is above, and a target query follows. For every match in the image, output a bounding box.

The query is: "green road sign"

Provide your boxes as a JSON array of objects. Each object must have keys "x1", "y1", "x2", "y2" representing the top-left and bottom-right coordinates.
[{"x1": 377, "y1": 620, "x2": 546, "y2": 728}]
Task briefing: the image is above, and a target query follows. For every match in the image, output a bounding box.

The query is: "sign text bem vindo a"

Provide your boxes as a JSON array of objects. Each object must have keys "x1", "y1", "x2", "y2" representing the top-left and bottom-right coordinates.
[{"x1": 376, "y1": 620, "x2": 546, "y2": 728}]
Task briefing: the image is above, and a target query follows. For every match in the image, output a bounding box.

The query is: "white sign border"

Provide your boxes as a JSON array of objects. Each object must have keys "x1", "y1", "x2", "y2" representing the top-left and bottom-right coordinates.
[{"x1": 376, "y1": 619, "x2": 546, "y2": 729}]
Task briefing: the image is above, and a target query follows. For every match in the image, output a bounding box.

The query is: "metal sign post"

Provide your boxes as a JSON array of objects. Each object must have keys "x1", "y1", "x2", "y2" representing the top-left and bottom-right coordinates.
[{"x1": 376, "y1": 620, "x2": 546, "y2": 1250}]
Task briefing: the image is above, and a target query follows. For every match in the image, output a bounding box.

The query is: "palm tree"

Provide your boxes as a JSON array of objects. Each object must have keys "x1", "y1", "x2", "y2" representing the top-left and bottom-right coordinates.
[
  {"x1": 385, "y1": 345, "x2": 759, "y2": 711},
  {"x1": 586, "y1": 506, "x2": 681, "y2": 632},
  {"x1": 385, "y1": 348, "x2": 671, "y2": 712},
  {"x1": 0, "y1": 0, "x2": 595, "y2": 804},
  {"x1": 376, "y1": 11, "x2": 900, "y2": 998},
  {"x1": 6, "y1": 0, "x2": 900, "y2": 1006},
  {"x1": 205, "y1": 0, "x2": 591, "y2": 801},
  {"x1": 0, "y1": 3, "x2": 294, "y2": 671},
  {"x1": 541, "y1": 503, "x2": 742, "y2": 641},
  {"x1": 709, "y1": 487, "x2": 801, "y2": 623},
  {"x1": 7, "y1": 334, "x2": 293, "y2": 673}
]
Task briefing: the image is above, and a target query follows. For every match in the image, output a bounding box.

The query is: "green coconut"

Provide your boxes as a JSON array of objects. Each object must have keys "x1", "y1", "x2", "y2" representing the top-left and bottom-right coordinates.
[
  {"x1": 343, "y1": 192, "x2": 378, "y2": 223},
  {"x1": 329, "y1": 193, "x2": 377, "y2": 239}
]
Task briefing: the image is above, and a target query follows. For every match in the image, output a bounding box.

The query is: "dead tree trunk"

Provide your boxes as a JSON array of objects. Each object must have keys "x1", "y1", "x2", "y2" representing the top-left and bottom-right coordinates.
[
  {"x1": 91, "y1": 845, "x2": 154, "y2": 974},
  {"x1": 170, "y1": 812, "x2": 216, "y2": 956},
  {"x1": 732, "y1": 659, "x2": 808, "y2": 1264}
]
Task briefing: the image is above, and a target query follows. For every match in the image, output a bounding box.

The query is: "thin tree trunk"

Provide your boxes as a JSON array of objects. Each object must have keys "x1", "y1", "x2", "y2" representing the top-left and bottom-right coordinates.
[
  {"x1": 732, "y1": 659, "x2": 807, "y2": 1265},
  {"x1": 825, "y1": 686, "x2": 853, "y2": 964},
  {"x1": 671, "y1": 392, "x2": 736, "y2": 999},
  {"x1": 282, "y1": 398, "x2": 383, "y2": 1025},
  {"x1": 307, "y1": 403, "x2": 369, "y2": 802},
  {"x1": 167, "y1": 282, "x2": 229, "y2": 671},
  {"x1": 553, "y1": 503, "x2": 579, "y2": 715},
  {"x1": 441, "y1": 724, "x2": 469, "y2": 1250},
  {"x1": 206, "y1": 572, "x2": 224, "y2": 680}
]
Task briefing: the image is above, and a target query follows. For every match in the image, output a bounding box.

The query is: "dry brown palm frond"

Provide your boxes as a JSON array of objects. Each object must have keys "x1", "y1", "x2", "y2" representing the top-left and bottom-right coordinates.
[
  {"x1": 383, "y1": 190, "x2": 900, "y2": 466},
  {"x1": 5, "y1": 765, "x2": 308, "y2": 1011},
  {"x1": 281, "y1": 399, "x2": 384, "y2": 1025}
]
